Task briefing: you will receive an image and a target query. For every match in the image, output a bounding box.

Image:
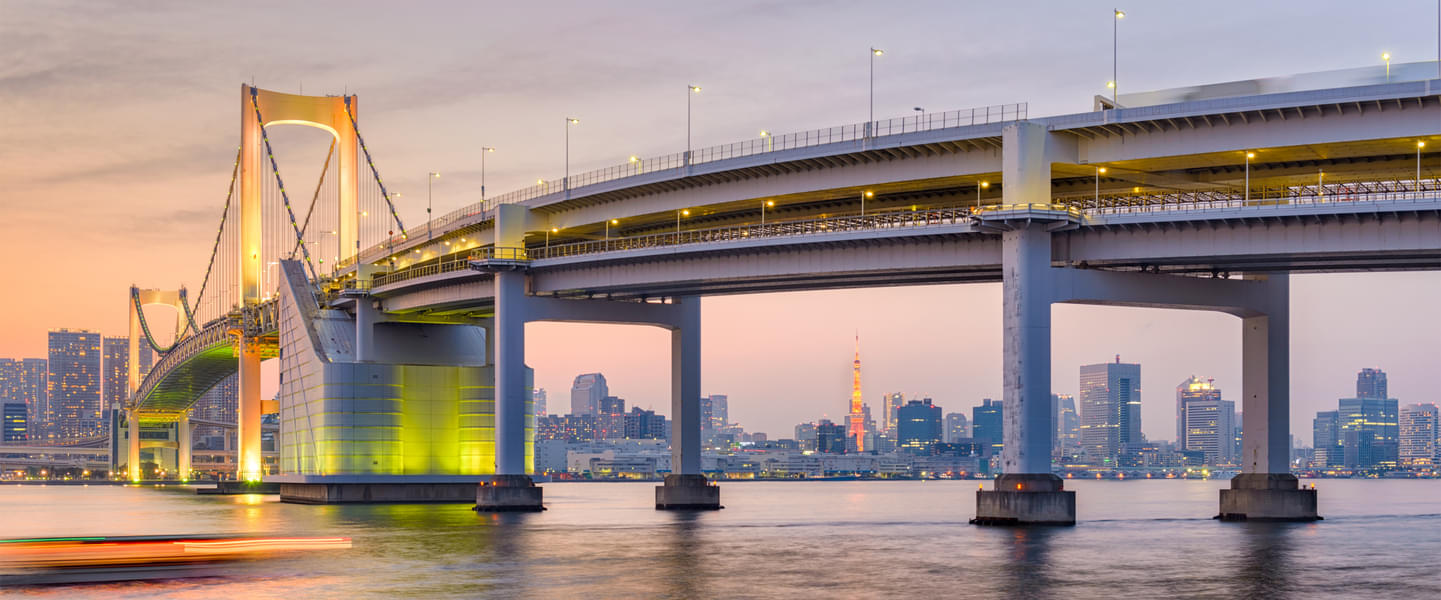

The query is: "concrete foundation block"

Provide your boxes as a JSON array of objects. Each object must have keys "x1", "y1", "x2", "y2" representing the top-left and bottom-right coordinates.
[
  {"x1": 475, "y1": 474, "x2": 545, "y2": 512},
  {"x1": 1217, "y1": 473, "x2": 1320, "y2": 521},
  {"x1": 971, "y1": 473, "x2": 1075, "y2": 526},
  {"x1": 655, "y1": 474, "x2": 722, "y2": 510},
  {"x1": 279, "y1": 483, "x2": 480, "y2": 504}
]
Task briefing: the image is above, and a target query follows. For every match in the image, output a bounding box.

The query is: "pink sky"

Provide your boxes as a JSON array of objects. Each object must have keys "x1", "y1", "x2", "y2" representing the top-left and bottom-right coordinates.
[{"x1": 3, "y1": 1, "x2": 1439, "y2": 443}]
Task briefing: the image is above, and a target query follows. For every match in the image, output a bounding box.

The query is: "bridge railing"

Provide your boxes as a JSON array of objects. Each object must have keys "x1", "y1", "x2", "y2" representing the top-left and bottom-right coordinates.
[
  {"x1": 356, "y1": 103, "x2": 1028, "y2": 264},
  {"x1": 1072, "y1": 177, "x2": 1439, "y2": 216}
]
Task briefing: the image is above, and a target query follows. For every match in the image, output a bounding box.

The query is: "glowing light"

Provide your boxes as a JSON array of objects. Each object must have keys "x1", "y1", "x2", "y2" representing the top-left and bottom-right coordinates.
[
  {"x1": 872, "y1": 48, "x2": 884, "y2": 56},
  {"x1": 689, "y1": 85, "x2": 702, "y2": 93},
  {"x1": 865, "y1": 191, "x2": 874, "y2": 198},
  {"x1": 610, "y1": 219, "x2": 618, "y2": 225},
  {"x1": 1420, "y1": 141, "x2": 1427, "y2": 148},
  {"x1": 629, "y1": 155, "x2": 639, "y2": 162},
  {"x1": 1107, "y1": 81, "x2": 1115, "y2": 89},
  {"x1": 567, "y1": 118, "x2": 580, "y2": 124},
  {"x1": 1115, "y1": 9, "x2": 1125, "y2": 18},
  {"x1": 1098, "y1": 167, "x2": 1107, "y2": 174},
  {"x1": 551, "y1": 227, "x2": 559, "y2": 233},
  {"x1": 980, "y1": 181, "x2": 990, "y2": 188},
  {"x1": 682, "y1": 209, "x2": 690, "y2": 216},
  {"x1": 1246, "y1": 152, "x2": 1255, "y2": 159},
  {"x1": 766, "y1": 200, "x2": 775, "y2": 207},
  {"x1": 1382, "y1": 52, "x2": 1391, "y2": 61},
  {"x1": 759, "y1": 130, "x2": 770, "y2": 137}
]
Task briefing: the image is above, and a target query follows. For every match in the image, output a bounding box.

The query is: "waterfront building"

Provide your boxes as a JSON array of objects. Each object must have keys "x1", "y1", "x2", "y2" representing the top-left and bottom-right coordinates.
[
  {"x1": 1079, "y1": 356, "x2": 1142, "y2": 467},
  {"x1": 944, "y1": 412, "x2": 969, "y2": 444},
  {"x1": 1313, "y1": 410, "x2": 1342, "y2": 468},
  {"x1": 1338, "y1": 396, "x2": 1399, "y2": 471},
  {"x1": 816, "y1": 419, "x2": 847, "y2": 454},
  {"x1": 1176, "y1": 376, "x2": 1236, "y2": 466},
  {"x1": 2, "y1": 402, "x2": 26, "y2": 441},
  {"x1": 47, "y1": 329, "x2": 102, "y2": 439},
  {"x1": 1053, "y1": 394, "x2": 1079, "y2": 461},
  {"x1": 701, "y1": 394, "x2": 728, "y2": 433},
  {"x1": 971, "y1": 398, "x2": 1003, "y2": 457},
  {"x1": 897, "y1": 398, "x2": 942, "y2": 455},
  {"x1": 570, "y1": 373, "x2": 608, "y2": 417},
  {"x1": 1399, "y1": 403, "x2": 1438, "y2": 468}
]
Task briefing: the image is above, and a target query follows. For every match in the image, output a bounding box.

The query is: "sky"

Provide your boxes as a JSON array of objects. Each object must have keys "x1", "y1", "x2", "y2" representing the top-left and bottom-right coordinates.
[{"x1": 2, "y1": 0, "x2": 1439, "y2": 445}]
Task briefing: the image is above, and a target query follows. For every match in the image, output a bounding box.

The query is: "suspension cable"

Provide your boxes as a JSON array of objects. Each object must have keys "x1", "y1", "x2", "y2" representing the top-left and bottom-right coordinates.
[
  {"x1": 291, "y1": 139, "x2": 336, "y2": 259},
  {"x1": 184, "y1": 146, "x2": 242, "y2": 329},
  {"x1": 344, "y1": 96, "x2": 409, "y2": 241},
  {"x1": 249, "y1": 87, "x2": 319, "y2": 282}
]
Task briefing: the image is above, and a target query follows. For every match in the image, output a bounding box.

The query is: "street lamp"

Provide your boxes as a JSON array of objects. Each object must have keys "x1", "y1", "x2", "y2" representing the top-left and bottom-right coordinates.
[
  {"x1": 761, "y1": 199, "x2": 774, "y2": 225},
  {"x1": 546, "y1": 227, "x2": 558, "y2": 256},
  {"x1": 977, "y1": 180, "x2": 990, "y2": 211},
  {"x1": 1113, "y1": 9, "x2": 1125, "y2": 103},
  {"x1": 1244, "y1": 152, "x2": 1255, "y2": 204},
  {"x1": 687, "y1": 85, "x2": 701, "y2": 165},
  {"x1": 1383, "y1": 52, "x2": 1392, "y2": 82},
  {"x1": 913, "y1": 107, "x2": 924, "y2": 131},
  {"x1": 760, "y1": 130, "x2": 772, "y2": 152},
  {"x1": 861, "y1": 190, "x2": 874, "y2": 216},
  {"x1": 676, "y1": 208, "x2": 690, "y2": 242},
  {"x1": 605, "y1": 218, "x2": 618, "y2": 242},
  {"x1": 481, "y1": 147, "x2": 495, "y2": 204},
  {"x1": 869, "y1": 47, "x2": 884, "y2": 137},
  {"x1": 630, "y1": 155, "x2": 642, "y2": 175},
  {"x1": 1418, "y1": 141, "x2": 1427, "y2": 193},
  {"x1": 565, "y1": 117, "x2": 579, "y2": 192},
  {"x1": 1096, "y1": 166, "x2": 1107, "y2": 205},
  {"x1": 427, "y1": 172, "x2": 440, "y2": 240}
]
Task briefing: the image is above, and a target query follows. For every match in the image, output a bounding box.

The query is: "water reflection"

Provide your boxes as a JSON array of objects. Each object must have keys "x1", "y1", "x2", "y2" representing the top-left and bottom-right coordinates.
[
  {"x1": 997, "y1": 527, "x2": 1058, "y2": 598},
  {"x1": 1227, "y1": 522, "x2": 1300, "y2": 600},
  {"x1": 662, "y1": 512, "x2": 706, "y2": 599}
]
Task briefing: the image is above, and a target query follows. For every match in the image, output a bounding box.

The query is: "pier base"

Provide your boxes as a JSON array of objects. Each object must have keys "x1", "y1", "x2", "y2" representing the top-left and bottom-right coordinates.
[
  {"x1": 279, "y1": 482, "x2": 479, "y2": 504},
  {"x1": 971, "y1": 474, "x2": 1075, "y2": 526},
  {"x1": 1217, "y1": 473, "x2": 1320, "y2": 522},
  {"x1": 655, "y1": 474, "x2": 722, "y2": 510},
  {"x1": 474, "y1": 475, "x2": 545, "y2": 512}
]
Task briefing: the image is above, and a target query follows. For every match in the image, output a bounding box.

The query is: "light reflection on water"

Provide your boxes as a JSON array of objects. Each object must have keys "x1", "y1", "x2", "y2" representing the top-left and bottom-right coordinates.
[{"x1": 1, "y1": 480, "x2": 1438, "y2": 599}]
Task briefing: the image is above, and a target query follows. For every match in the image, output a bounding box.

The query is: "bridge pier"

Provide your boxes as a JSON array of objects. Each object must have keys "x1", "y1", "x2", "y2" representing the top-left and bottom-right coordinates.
[
  {"x1": 477, "y1": 268, "x2": 544, "y2": 512},
  {"x1": 177, "y1": 411, "x2": 191, "y2": 482},
  {"x1": 656, "y1": 297, "x2": 720, "y2": 510},
  {"x1": 127, "y1": 408, "x2": 141, "y2": 482},
  {"x1": 237, "y1": 335, "x2": 263, "y2": 482}
]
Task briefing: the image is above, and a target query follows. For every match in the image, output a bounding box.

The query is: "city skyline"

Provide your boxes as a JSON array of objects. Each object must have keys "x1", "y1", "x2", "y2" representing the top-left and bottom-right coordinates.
[{"x1": 4, "y1": 1, "x2": 1440, "y2": 442}]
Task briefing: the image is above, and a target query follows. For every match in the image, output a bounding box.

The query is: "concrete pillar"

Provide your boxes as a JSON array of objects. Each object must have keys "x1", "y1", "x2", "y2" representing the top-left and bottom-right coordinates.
[
  {"x1": 1220, "y1": 273, "x2": 1317, "y2": 521},
  {"x1": 177, "y1": 411, "x2": 191, "y2": 482},
  {"x1": 127, "y1": 409, "x2": 141, "y2": 482},
  {"x1": 492, "y1": 270, "x2": 528, "y2": 476},
  {"x1": 354, "y1": 298, "x2": 376, "y2": 362},
  {"x1": 237, "y1": 336, "x2": 263, "y2": 482},
  {"x1": 657, "y1": 296, "x2": 720, "y2": 510},
  {"x1": 1000, "y1": 222, "x2": 1054, "y2": 476}
]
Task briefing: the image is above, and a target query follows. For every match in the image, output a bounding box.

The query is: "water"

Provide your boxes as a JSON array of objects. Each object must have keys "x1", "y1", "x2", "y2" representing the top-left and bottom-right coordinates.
[{"x1": 1, "y1": 479, "x2": 1438, "y2": 599}]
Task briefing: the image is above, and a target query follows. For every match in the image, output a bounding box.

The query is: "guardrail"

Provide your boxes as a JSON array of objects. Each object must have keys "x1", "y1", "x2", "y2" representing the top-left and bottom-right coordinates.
[
  {"x1": 354, "y1": 103, "x2": 1027, "y2": 264},
  {"x1": 1070, "y1": 177, "x2": 1439, "y2": 216}
]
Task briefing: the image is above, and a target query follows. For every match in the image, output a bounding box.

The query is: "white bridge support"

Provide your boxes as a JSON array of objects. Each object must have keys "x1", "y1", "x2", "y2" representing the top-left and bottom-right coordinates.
[{"x1": 237, "y1": 337, "x2": 263, "y2": 482}]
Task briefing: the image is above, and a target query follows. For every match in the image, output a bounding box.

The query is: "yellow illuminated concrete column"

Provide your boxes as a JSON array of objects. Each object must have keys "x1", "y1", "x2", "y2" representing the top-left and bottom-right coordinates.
[
  {"x1": 237, "y1": 336, "x2": 263, "y2": 481},
  {"x1": 127, "y1": 409, "x2": 141, "y2": 482},
  {"x1": 177, "y1": 411, "x2": 192, "y2": 482}
]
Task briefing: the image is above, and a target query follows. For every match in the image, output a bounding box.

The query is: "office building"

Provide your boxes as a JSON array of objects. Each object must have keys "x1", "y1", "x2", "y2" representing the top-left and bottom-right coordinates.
[
  {"x1": 47, "y1": 329, "x2": 102, "y2": 438},
  {"x1": 1399, "y1": 403, "x2": 1438, "y2": 468},
  {"x1": 2, "y1": 402, "x2": 26, "y2": 441},
  {"x1": 102, "y1": 337, "x2": 131, "y2": 428},
  {"x1": 1313, "y1": 410, "x2": 1342, "y2": 468},
  {"x1": 1338, "y1": 396, "x2": 1399, "y2": 471},
  {"x1": 193, "y1": 373, "x2": 238, "y2": 450},
  {"x1": 0, "y1": 359, "x2": 47, "y2": 439},
  {"x1": 1079, "y1": 356, "x2": 1142, "y2": 466},
  {"x1": 1053, "y1": 394, "x2": 1079, "y2": 460},
  {"x1": 794, "y1": 422, "x2": 818, "y2": 451},
  {"x1": 701, "y1": 394, "x2": 729, "y2": 433},
  {"x1": 1176, "y1": 376, "x2": 1236, "y2": 466},
  {"x1": 1356, "y1": 368, "x2": 1387, "y2": 400},
  {"x1": 897, "y1": 398, "x2": 942, "y2": 454},
  {"x1": 972, "y1": 398, "x2": 1003, "y2": 457},
  {"x1": 815, "y1": 419, "x2": 847, "y2": 454},
  {"x1": 533, "y1": 388, "x2": 547, "y2": 417},
  {"x1": 882, "y1": 392, "x2": 905, "y2": 433},
  {"x1": 623, "y1": 407, "x2": 667, "y2": 440},
  {"x1": 570, "y1": 373, "x2": 608, "y2": 416},
  {"x1": 944, "y1": 412, "x2": 970, "y2": 444}
]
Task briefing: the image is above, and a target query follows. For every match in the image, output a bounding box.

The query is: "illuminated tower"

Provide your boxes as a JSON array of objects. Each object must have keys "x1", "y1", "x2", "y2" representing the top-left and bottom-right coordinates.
[{"x1": 848, "y1": 335, "x2": 865, "y2": 452}]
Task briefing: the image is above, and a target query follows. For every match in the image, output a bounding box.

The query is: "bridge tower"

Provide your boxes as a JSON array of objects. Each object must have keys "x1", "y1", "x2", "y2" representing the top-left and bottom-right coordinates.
[
  {"x1": 237, "y1": 85, "x2": 360, "y2": 482},
  {"x1": 124, "y1": 288, "x2": 193, "y2": 482}
]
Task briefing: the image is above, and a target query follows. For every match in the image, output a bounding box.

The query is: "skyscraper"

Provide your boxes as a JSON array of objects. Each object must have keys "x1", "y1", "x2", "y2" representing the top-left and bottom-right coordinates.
[
  {"x1": 944, "y1": 412, "x2": 970, "y2": 444},
  {"x1": 882, "y1": 392, "x2": 905, "y2": 433},
  {"x1": 816, "y1": 419, "x2": 847, "y2": 454},
  {"x1": 2, "y1": 402, "x2": 26, "y2": 441},
  {"x1": 1398, "y1": 403, "x2": 1438, "y2": 468},
  {"x1": 193, "y1": 373, "x2": 238, "y2": 451},
  {"x1": 1356, "y1": 368, "x2": 1387, "y2": 400},
  {"x1": 1053, "y1": 394, "x2": 1079, "y2": 460},
  {"x1": 1313, "y1": 410, "x2": 1342, "y2": 468},
  {"x1": 1338, "y1": 397, "x2": 1399, "y2": 471},
  {"x1": 972, "y1": 398, "x2": 1003, "y2": 457},
  {"x1": 47, "y1": 329, "x2": 102, "y2": 438},
  {"x1": 2, "y1": 359, "x2": 49, "y2": 439},
  {"x1": 1079, "y1": 356, "x2": 1142, "y2": 467},
  {"x1": 897, "y1": 398, "x2": 942, "y2": 454},
  {"x1": 569, "y1": 373, "x2": 608, "y2": 416},
  {"x1": 706, "y1": 394, "x2": 728, "y2": 432},
  {"x1": 533, "y1": 388, "x2": 548, "y2": 417},
  {"x1": 1176, "y1": 376, "x2": 1236, "y2": 466},
  {"x1": 847, "y1": 336, "x2": 865, "y2": 452},
  {"x1": 102, "y1": 337, "x2": 130, "y2": 429}
]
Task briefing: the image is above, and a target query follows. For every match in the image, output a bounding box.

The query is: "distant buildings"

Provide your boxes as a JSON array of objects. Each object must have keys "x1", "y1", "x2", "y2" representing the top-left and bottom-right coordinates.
[
  {"x1": 944, "y1": 412, "x2": 969, "y2": 444},
  {"x1": 1315, "y1": 368, "x2": 1401, "y2": 472},
  {"x1": 0, "y1": 358, "x2": 47, "y2": 440},
  {"x1": 1356, "y1": 368, "x2": 1387, "y2": 400},
  {"x1": 2, "y1": 402, "x2": 26, "y2": 441},
  {"x1": 971, "y1": 398, "x2": 1003, "y2": 458},
  {"x1": 897, "y1": 398, "x2": 942, "y2": 454},
  {"x1": 102, "y1": 337, "x2": 129, "y2": 429},
  {"x1": 47, "y1": 329, "x2": 102, "y2": 439},
  {"x1": 1175, "y1": 376, "x2": 1236, "y2": 466},
  {"x1": 533, "y1": 388, "x2": 548, "y2": 417},
  {"x1": 815, "y1": 419, "x2": 847, "y2": 454},
  {"x1": 1053, "y1": 394, "x2": 1079, "y2": 462},
  {"x1": 1079, "y1": 356, "x2": 1142, "y2": 467},
  {"x1": 882, "y1": 392, "x2": 905, "y2": 435},
  {"x1": 1313, "y1": 410, "x2": 1342, "y2": 468},
  {"x1": 1399, "y1": 403, "x2": 1438, "y2": 468},
  {"x1": 701, "y1": 394, "x2": 728, "y2": 434},
  {"x1": 570, "y1": 373, "x2": 608, "y2": 416}
]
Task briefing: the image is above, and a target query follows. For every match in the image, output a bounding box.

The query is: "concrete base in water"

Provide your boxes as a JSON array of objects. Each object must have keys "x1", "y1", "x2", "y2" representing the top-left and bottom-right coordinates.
[
  {"x1": 474, "y1": 475, "x2": 545, "y2": 512},
  {"x1": 655, "y1": 474, "x2": 722, "y2": 510},
  {"x1": 971, "y1": 473, "x2": 1076, "y2": 526},
  {"x1": 197, "y1": 481, "x2": 281, "y2": 495},
  {"x1": 1217, "y1": 473, "x2": 1320, "y2": 522},
  {"x1": 279, "y1": 483, "x2": 480, "y2": 504}
]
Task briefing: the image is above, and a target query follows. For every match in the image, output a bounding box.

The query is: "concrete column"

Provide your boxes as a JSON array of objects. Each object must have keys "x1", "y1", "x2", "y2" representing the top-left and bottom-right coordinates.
[
  {"x1": 1000, "y1": 222, "x2": 1054, "y2": 475},
  {"x1": 493, "y1": 270, "x2": 528, "y2": 475},
  {"x1": 1241, "y1": 274, "x2": 1290, "y2": 474},
  {"x1": 177, "y1": 411, "x2": 191, "y2": 482},
  {"x1": 127, "y1": 409, "x2": 141, "y2": 482},
  {"x1": 237, "y1": 336, "x2": 263, "y2": 481},
  {"x1": 670, "y1": 297, "x2": 702, "y2": 475},
  {"x1": 354, "y1": 298, "x2": 376, "y2": 362}
]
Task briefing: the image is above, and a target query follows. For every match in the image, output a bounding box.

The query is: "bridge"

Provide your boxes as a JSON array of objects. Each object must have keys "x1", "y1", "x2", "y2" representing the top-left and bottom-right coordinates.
[{"x1": 128, "y1": 71, "x2": 1439, "y2": 518}]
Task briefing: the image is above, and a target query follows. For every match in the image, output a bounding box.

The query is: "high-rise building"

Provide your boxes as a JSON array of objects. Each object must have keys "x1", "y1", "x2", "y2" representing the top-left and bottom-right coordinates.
[
  {"x1": 102, "y1": 337, "x2": 131, "y2": 429},
  {"x1": 972, "y1": 398, "x2": 1003, "y2": 457},
  {"x1": 1338, "y1": 396, "x2": 1399, "y2": 471},
  {"x1": 1175, "y1": 377, "x2": 1236, "y2": 466},
  {"x1": 2, "y1": 402, "x2": 27, "y2": 441},
  {"x1": 1399, "y1": 403, "x2": 1438, "y2": 468},
  {"x1": 193, "y1": 374, "x2": 238, "y2": 451},
  {"x1": 0, "y1": 359, "x2": 47, "y2": 437},
  {"x1": 816, "y1": 419, "x2": 847, "y2": 454},
  {"x1": 47, "y1": 329, "x2": 102, "y2": 438},
  {"x1": 570, "y1": 373, "x2": 608, "y2": 416},
  {"x1": 944, "y1": 412, "x2": 970, "y2": 444},
  {"x1": 622, "y1": 407, "x2": 668, "y2": 440},
  {"x1": 1356, "y1": 368, "x2": 1387, "y2": 400},
  {"x1": 1053, "y1": 394, "x2": 1079, "y2": 460},
  {"x1": 533, "y1": 388, "x2": 547, "y2": 417},
  {"x1": 882, "y1": 392, "x2": 905, "y2": 433},
  {"x1": 705, "y1": 394, "x2": 728, "y2": 432},
  {"x1": 1079, "y1": 356, "x2": 1142, "y2": 467},
  {"x1": 599, "y1": 396, "x2": 625, "y2": 415},
  {"x1": 794, "y1": 422, "x2": 818, "y2": 451},
  {"x1": 847, "y1": 336, "x2": 866, "y2": 452},
  {"x1": 1313, "y1": 410, "x2": 1341, "y2": 468},
  {"x1": 897, "y1": 398, "x2": 942, "y2": 454}
]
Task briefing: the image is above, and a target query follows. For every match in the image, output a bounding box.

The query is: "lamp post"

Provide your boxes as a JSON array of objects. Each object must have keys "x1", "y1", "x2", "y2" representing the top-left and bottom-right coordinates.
[
  {"x1": 1383, "y1": 52, "x2": 1392, "y2": 82},
  {"x1": 547, "y1": 227, "x2": 557, "y2": 257},
  {"x1": 565, "y1": 117, "x2": 579, "y2": 192},
  {"x1": 1244, "y1": 152, "x2": 1255, "y2": 204},
  {"x1": 977, "y1": 180, "x2": 990, "y2": 211},
  {"x1": 427, "y1": 172, "x2": 440, "y2": 240},
  {"x1": 630, "y1": 155, "x2": 641, "y2": 175},
  {"x1": 761, "y1": 199, "x2": 774, "y2": 225},
  {"x1": 1318, "y1": 169, "x2": 1324, "y2": 201},
  {"x1": 913, "y1": 107, "x2": 924, "y2": 131},
  {"x1": 760, "y1": 130, "x2": 772, "y2": 152},
  {"x1": 676, "y1": 208, "x2": 690, "y2": 242},
  {"x1": 1096, "y1": 166, "x2": 1107, "y2": 206},
  {"x1": 605, "y1": 218, "x2": 617, "y2": 243},
  {"x1": 1419, "y1": 141, "x2": 1427, "y2": 194},
  {"x1": 869, "y1": 47, "x2": 884, "y2": 137},
  {"x1": 480, "y1": 147, "x2": 495, "y2": 204},
  {"x1": 687, "y1": 85, "x2": 701, "y2": 165},
  {"x1": 861, "y1": 190, "x2": 874, "y2": 216},
  {"x1": 1113, "y1": 9, "x2": 1125, "y2": 103}
]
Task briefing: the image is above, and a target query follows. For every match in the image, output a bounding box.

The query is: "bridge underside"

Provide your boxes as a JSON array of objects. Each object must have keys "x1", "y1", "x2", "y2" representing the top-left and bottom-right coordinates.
[{"x1": 134, "y1": 337, "x2": 276, "y2": 419}]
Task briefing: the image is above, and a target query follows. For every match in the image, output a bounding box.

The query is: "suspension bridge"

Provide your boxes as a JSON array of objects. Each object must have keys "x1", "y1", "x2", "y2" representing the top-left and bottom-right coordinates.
[{"x1": 124, "y1": 72, "x2": 1439, "y2": 518}]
